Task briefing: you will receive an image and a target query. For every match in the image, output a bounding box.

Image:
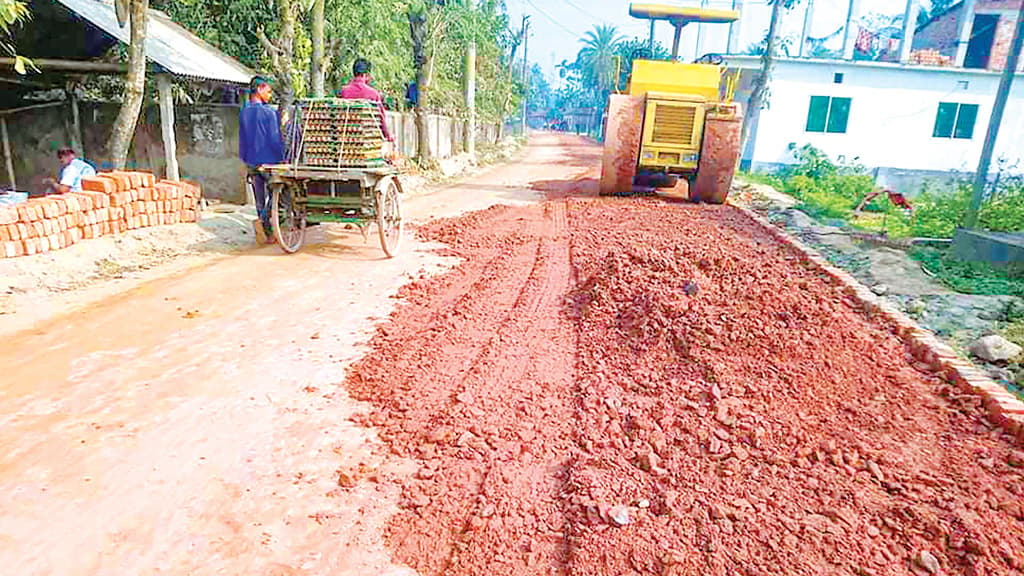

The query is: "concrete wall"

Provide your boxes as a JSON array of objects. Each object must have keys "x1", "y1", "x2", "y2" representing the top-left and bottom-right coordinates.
[
  {"x1": 727, "y1": 56, "x2": 1024, "y2": 191},
  {"x1": 5, "y1": 103, "x2": 503, "y2": 204}
]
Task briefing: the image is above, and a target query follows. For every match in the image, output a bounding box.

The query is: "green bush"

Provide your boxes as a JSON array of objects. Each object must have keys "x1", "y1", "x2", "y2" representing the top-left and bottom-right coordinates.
[
  {"x1": 756, "y1": 144, "x2": 875, "y2": 221},
  {"x1": 979, "y1": 181, "x2": 1024, "y2": 233},
  {"x1": 745, "y1": 145, "x2": 1024, "y2": 241}
]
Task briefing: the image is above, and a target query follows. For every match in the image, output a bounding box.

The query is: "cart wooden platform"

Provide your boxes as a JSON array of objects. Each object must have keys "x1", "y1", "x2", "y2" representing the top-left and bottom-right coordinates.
[{"x1": 260, "y1": 164, "x2": 403, "y2": 256}]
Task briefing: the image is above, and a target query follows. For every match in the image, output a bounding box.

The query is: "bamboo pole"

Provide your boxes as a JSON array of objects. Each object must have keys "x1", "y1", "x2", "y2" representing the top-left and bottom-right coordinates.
[{"x1": 157, "y1": 75, "x2": 180, "y2": 181}]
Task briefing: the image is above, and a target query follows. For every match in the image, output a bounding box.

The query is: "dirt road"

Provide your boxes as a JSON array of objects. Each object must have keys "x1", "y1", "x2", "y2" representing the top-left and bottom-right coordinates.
[
  {"x1": 2, "y1": 133, "x2": 1023, "y2": 576},
  {"x1": 0, "y1": 134, "x2": 593, "y2": 576}
]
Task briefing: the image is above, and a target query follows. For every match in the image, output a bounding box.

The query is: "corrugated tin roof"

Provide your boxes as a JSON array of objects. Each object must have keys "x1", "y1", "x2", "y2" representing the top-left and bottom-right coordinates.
[{"x1": 54, "y1": 0, "x2": 255, "y2": 85}]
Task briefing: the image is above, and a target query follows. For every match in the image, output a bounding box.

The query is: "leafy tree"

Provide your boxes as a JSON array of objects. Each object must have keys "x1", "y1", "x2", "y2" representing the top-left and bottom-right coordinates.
[
  {"x1": 155, "y1": 0, "x2": 519, "y2": 117},
  {"x1": 743, "y1": 35, "x2": 793, "y2": 57},
  {"x1": 325, "y1": 0, "x2": 411, "y2": 102},
  {"x1": 151, "y1": 0, "x2": 276, "y2": 69},
  {"x1": 0, "y1": 0, "x2": 31, "y2": 73},
  {"x1": 927, "y1": 0, "x2": 956, "y2": 19},
  {"x1": 257, "y1": 0, "x2": 302, "y2": 118},
  {"x1": 550, "y1": 26, "x2": 635, "y2": 125},
  {"x1": 528, "y1": 63, "x2": 551, "y2": 114}
]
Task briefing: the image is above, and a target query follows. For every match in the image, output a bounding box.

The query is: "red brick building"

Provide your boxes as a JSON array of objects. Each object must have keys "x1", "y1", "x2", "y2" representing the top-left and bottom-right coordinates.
[{"x1": 914, "y1": 0, "x2": 1024, "y2": 71}]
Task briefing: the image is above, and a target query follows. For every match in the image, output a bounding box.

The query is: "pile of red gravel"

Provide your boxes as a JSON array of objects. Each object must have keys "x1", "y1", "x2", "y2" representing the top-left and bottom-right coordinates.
[{"x1": 346, "y1": 199, "x2": 1024, "y2": 576}]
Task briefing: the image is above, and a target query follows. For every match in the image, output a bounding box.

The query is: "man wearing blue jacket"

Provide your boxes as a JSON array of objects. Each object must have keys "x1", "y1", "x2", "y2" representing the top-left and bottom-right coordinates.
[{"x1": 239, "y1": 76, "x2": 285, "y2": 243}]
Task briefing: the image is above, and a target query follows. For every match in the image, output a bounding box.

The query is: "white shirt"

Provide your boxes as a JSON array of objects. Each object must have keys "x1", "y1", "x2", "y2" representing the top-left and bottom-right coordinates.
[{"x1": 59, "y1": 158, "x2": 97, "y2": 192}]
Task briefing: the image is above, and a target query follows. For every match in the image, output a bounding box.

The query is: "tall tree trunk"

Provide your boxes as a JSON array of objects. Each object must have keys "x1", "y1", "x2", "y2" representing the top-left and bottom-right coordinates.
[
  {"x1": 311, "y1": 0, "x2": 325, "y2": 97},
  {"x1": 410, "y1": 11, "x2": 432, "y2": 165},
  {"x1": 258, "y1": 0, "x2": 297, "y2": 128},
  {"x1": 108, "y1": 0, "x2": 149, "y2": 170},
  {"x1": 739, "y1": 0, "x2": 786, "y2": 164}
]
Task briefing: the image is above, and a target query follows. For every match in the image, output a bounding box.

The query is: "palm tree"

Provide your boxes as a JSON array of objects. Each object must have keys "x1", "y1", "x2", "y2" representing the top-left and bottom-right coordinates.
[{"x1": 576, "y1": 25, "x2": 623, "y2": 94}]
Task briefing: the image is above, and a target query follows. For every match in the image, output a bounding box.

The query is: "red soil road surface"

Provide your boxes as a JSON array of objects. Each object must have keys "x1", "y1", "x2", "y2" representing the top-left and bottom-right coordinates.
[
  {"x1": 0, "y1": 133, "x2": 1021, "y2": 575},
  {"x1": 347, "y1": 166, "x2": 1024, "y2": 572}
]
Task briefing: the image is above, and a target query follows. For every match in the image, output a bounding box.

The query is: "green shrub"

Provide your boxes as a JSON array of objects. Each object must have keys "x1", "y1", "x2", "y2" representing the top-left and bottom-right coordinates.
[
  {"x1": 979, "y1": 182, "x2": 1024, "y2": 233},
  {"x1": 912, "y1": 247, "x2": 1024, "y2": 296},
  {"x1": 745, "y1": 145, "x2": 1024, "y2": 241}
]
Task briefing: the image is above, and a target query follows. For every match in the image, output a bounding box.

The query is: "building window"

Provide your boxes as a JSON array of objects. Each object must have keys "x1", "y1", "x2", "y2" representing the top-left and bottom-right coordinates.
[
  {"x1": 933, "y1": 102, "x2": 979, "y2": 139},
  {"x1": 806, "y1": 96, "x2": 851, "y2": 134},
  {"x1": 834, "y1": 73, "x2": 845, "y2": 84}
]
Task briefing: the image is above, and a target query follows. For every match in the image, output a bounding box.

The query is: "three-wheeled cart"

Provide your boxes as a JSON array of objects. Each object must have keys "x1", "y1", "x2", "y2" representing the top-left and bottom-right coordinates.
[{"x1": 261, "y1": 98, "x2": 403, "y2": 257}]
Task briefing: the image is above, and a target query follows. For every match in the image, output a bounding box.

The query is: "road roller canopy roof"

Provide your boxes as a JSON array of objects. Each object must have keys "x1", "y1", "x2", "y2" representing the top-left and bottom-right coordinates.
[{"x1": 629, "y1": 3, "x2": 740, "y2": 26}]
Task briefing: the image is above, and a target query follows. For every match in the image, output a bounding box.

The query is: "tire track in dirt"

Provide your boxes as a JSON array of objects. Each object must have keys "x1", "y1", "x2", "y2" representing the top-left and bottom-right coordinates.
[
  {"x1": 349, "y1": 201, "x2": 579, "y2": 575},
  {"x1": 347, "y1": 198, "x2": 1024, "y2": 576}
]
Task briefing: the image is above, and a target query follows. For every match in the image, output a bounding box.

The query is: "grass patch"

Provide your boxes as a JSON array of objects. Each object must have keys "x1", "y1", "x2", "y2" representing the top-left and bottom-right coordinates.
[{"x1": 912, "y1": 247, "x2": 1024, "y2": 297}]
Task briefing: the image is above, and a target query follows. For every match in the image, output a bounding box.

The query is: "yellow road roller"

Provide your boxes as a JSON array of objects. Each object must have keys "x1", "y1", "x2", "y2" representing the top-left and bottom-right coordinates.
[{"x1": 600, "y1": 3, "x2": 744, "y2": 204}]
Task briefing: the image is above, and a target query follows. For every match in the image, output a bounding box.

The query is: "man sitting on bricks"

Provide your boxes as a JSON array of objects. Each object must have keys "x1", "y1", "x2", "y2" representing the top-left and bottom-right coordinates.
[
  {"x1": 239, "y1": 75, "x2": 286, "y2": 244},
  {"x1": 42, "y1": 148, "x2": 96, "y2": 196},
  {"x1": 337, "y1": 58, "x2": 394, "y2": 150}
]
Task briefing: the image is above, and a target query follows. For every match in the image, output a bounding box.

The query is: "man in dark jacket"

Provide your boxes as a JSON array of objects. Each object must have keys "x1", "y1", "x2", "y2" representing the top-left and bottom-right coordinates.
[{"x1": 239, "y1": 76, "x2": 285, "y2": 243}]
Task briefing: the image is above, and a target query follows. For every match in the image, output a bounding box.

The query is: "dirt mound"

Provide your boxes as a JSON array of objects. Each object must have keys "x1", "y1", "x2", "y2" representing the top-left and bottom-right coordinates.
[{"x1": 345, "y1": 198, "x2": 1024, "y2": 575}]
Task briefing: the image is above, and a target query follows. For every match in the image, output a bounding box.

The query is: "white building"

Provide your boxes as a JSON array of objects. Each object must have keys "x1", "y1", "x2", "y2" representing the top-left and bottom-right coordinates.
[{"x1": 726, "y1": 55, "x2": 1024, "y2": 191}]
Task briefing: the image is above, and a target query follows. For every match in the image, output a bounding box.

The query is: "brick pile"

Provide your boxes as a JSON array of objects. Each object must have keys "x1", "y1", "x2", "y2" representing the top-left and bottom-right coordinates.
[
  {"x1": 909, "y1": 49, "x2": 954, "y2": 67},
  {"x1": 0, "y1": 172, "x2": 201, "y2": 258}
]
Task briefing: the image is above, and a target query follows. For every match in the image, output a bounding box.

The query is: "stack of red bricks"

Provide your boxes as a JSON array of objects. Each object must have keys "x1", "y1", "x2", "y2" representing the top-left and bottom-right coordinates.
[
  {"x1": 909, "y1": 49, "x2": 954, "y2": 67},
  {"x1": 0, "y1": 171, "x2": 201, "y2": 258}
]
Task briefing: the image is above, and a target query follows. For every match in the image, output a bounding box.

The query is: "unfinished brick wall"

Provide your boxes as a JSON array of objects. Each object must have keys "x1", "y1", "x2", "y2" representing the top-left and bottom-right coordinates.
[
  {"x1": 0, "y1": 172, "x2": 202, "y2": 258},
  {"x1": 914, "y1": 1, "x2": 1024, "y2": 70},
  {"x1": 987, "y1": 12, "x2": 1022, "y2": 71},
  {"x1": 913, "y1": 8, "x2": 961, "y2": 58}
]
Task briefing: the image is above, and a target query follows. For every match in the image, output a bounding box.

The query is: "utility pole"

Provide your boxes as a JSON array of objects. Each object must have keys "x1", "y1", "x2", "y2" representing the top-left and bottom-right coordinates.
[
  {"x1": 841, "y1": 0, "x2": 861, "y2": 60},
  {"x1": 966, "y1": 3, "x2": 1024, "y2": 227},
  {"x1": 799, "y1": 0, "x2": 815, "y2": 58},
  {"x1": 521, "y1": 17, "x2": 530, "y2": 138}
]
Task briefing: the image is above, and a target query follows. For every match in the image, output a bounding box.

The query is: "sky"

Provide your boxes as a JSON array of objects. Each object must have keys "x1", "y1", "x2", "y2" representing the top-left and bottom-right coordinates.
[{"x1": 504, "y1": 0, "x2": 938, "y2": 82}]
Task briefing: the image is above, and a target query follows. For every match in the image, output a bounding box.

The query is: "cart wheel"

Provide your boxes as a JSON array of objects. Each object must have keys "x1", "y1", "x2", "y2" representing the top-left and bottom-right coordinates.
[
  {"x1": 375, "y1": 177, "x2": 403, "y2": 258},
  {"x1": 271, "y1": 181, "x2": 307, "y2": 254}
]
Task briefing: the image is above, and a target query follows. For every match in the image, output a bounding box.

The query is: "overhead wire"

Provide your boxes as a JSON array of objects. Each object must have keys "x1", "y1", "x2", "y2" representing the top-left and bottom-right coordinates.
[{"x1": 521, "y1": 0, "x2": 583, "y2": 37}]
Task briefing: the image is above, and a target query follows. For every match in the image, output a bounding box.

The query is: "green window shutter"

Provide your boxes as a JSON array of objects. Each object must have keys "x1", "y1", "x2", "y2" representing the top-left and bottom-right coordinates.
[
  {"x1": 954, "y1": 104, "x2": 979, "y2": 139},
  {"x1": 933, "y1": 102, "x2": 957, "y2": 138},
  {"x1": 806, "y1": 96, "x2": 829, "y2": 132},
  {"x1": 826, "y1": 97, "x2": 851, "y2": 134}
]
